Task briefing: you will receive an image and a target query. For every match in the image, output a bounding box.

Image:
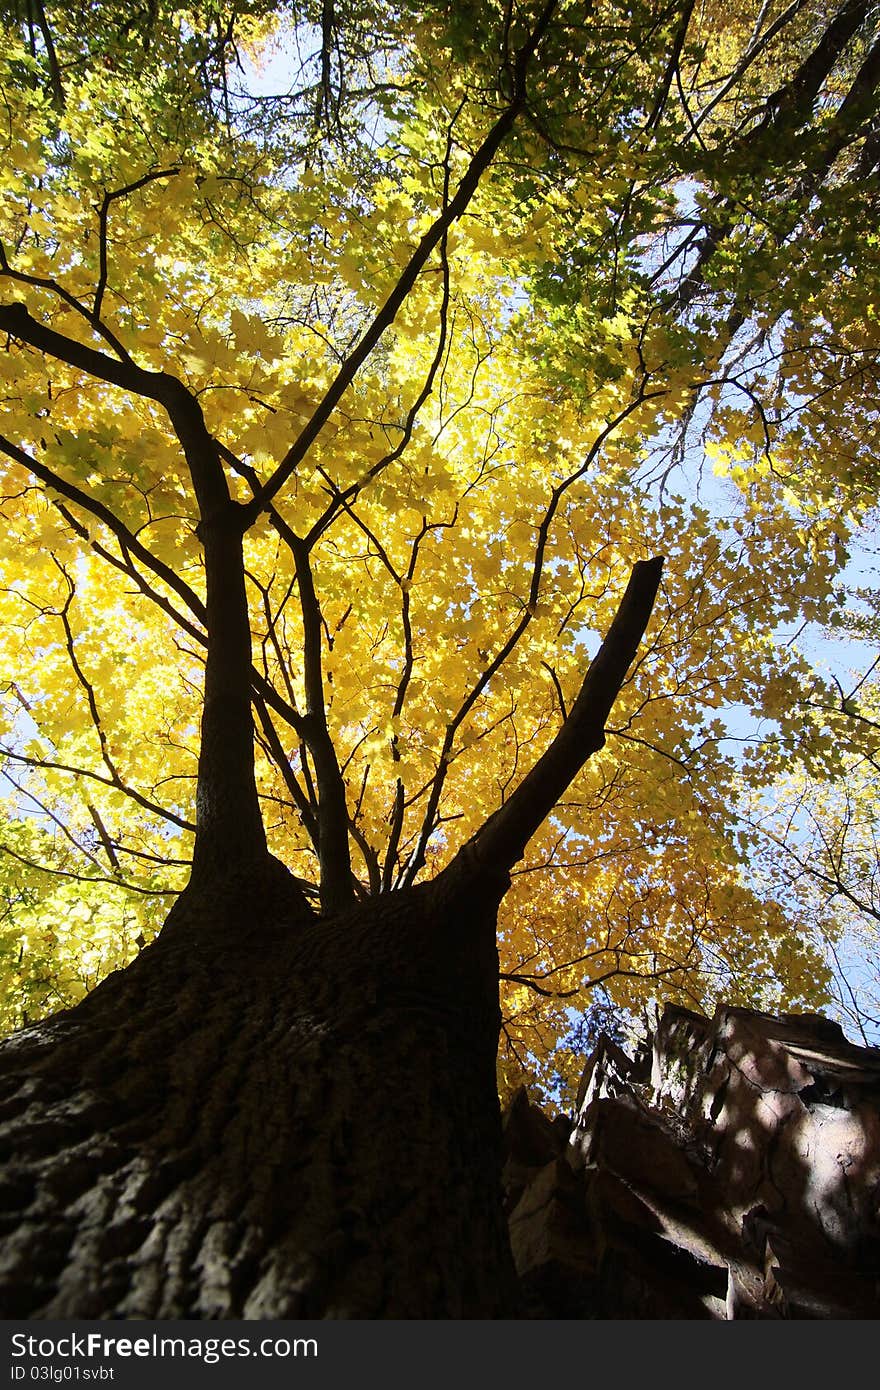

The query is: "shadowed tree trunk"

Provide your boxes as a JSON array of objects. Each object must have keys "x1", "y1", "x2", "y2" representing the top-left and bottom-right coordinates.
[
  {"x1": 0, "y1": 869, "x2": 513, "y2": 1317},
  {"x1": 0, "y1": 531, "x2": 663, "y2": 1316}
]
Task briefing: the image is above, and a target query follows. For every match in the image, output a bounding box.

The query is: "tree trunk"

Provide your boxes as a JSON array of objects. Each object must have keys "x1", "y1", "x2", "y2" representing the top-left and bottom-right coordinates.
[{"x1": 0, "y1": 862, "x2": 516, "y2": 1318}]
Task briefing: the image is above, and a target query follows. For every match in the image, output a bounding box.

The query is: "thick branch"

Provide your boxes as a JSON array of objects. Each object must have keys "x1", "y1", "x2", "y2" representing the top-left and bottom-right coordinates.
[
  {"x1": 671, "y1": 0, "x2": 876, "y2": 317},
  {"x1": 446, "y1": 557, "x2": 664, "y2": 891},
  {"x1": 645, "y1": 0, "x2": 697, "y2": 132},
  {"x1": 0, "y1": 305, "x2": 231, "y2": 524},
  {"x1": 31, "y1": 0, "x2": 65, "y2": 110},
  {"x1": 757, "y1": 0, "x2": 871, "y2": 136},
  {"x1": 0, "y1": 301, "x2": 168, "y2": 397},
  {"x1": 690, "y1": 0, "x2": 806, "y2": 133},
  {"x1": 405, "y1": 394, "x2": 659, "y2": 886},
  {"x1": 293, "y1": 542, "x2": 353, "y2": 913},
  {"x1": 0, "y1": 306, "x2": 275, "y2": 881}
]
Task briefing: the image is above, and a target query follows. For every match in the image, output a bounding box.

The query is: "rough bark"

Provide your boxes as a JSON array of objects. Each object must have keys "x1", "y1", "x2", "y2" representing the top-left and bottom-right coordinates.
[{"x1": 0, "y1": 865, "x2": 514, "y2": 1318}]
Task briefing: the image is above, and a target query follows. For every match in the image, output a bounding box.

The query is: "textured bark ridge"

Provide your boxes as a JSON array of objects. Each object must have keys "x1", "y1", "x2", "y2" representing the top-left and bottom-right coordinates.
[
  {"x1": 504, "y1": 1005, "x2": 880, "y2": 1318},
  {"x1": 0, "y1": 866, "x2": 513, "y2": 1318}
]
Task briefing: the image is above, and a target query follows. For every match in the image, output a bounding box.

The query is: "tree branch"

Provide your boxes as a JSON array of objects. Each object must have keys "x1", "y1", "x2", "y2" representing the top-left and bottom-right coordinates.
[
  {"x1": 240, "y1": 0, "x2": 559, "y2": 524},
  {"x1": 28, "y1": 0, "x2": 64, "y2": 109},
  {"x1": 252, "y1": 693, "x2": 320, "y2": 849},
  {"x1": 0, "y1": 300, "x2": 169, "y2": 397},
  {"x1": 404, "y1": 393, "x2": 659, "y2": 885},
  {"x1": 445, "y1": 556, "x2": 664, "y2": 893},
  {"x1": 292, "y1": 540, "x2": 353, "y2": 913},
  {"x1": 0, "y1": 743, "x2": 195, "y2": 833},
  {"x1": 0, "y1": 435, "x2": 207, "y2": 627}
]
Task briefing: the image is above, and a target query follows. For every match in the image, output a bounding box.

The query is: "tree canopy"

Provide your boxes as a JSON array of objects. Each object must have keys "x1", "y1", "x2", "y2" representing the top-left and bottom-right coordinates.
[{"x1": 1, "y1": 0, "x2": 879, "y2": 1100}]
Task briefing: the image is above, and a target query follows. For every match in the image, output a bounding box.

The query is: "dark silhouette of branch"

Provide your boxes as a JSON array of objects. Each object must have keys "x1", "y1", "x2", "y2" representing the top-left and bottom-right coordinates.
[
  {"x1": 0, "y1": 841, "x2": 176, "y2": 896},
  {"x1": 252, "y1": 694, "x2": 319, "y2": 848},
  {"x1": 0, "y1": 436, "x2": 207, "y2": 627},
  {"x1": 93, "y1": 169, "x2": 181, "y2": 322},
  {"x1": 304, "y1": 122, "x2": 455, "y2": 550},
  {"x1": 0, "y1": 741, "x2": 195, "y2": 836},
  {"x1": 446, "y1": 556, "x2": 664, "y2": 893},
  {"x1": 291, "y1": 540, "x2": 353, "y2": 913},
  {"x1": 29, "y1": 0, "x2": 65, "y2": 110},
  {"x1": 644, "y1": 0, "x2": 697, "y2": 132}
]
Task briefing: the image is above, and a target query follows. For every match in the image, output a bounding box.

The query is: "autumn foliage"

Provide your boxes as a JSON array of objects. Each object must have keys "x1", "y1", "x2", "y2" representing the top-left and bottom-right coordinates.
[{"x1": 0, "y1": 0, "x2": 878, "y2": 1096}]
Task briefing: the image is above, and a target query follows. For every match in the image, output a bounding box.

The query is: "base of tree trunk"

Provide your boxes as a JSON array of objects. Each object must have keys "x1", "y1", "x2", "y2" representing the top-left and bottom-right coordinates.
[{"x1": 0, "y1": 862, "x2": 517, "y2": 1318}]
